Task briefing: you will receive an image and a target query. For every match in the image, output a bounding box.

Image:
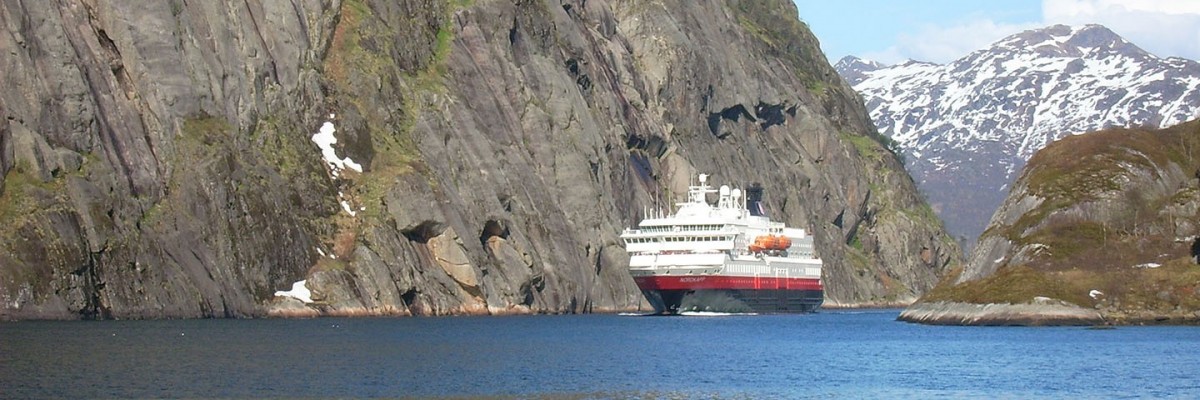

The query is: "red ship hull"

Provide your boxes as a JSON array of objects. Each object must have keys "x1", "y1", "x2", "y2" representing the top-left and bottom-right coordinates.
[{"x1": 634, "y1": 275, "x2": 823, "y2": 314}]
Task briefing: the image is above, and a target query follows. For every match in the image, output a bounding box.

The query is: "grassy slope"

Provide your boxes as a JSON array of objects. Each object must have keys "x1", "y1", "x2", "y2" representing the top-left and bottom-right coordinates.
[{"x1": 924, "y1": 120, "x2": 1200, "y2": 317}]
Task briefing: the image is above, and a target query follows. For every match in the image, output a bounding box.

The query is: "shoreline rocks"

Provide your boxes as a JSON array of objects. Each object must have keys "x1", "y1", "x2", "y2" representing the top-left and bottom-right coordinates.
[{"x1": 899, "y1": 301, "x2": 1103, "y2": 326}]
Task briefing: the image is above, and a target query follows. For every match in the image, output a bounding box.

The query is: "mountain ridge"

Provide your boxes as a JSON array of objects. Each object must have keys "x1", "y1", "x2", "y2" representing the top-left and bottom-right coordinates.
[{"x1": 837, "y1": 24, "x2": 1200, "y2": 246}]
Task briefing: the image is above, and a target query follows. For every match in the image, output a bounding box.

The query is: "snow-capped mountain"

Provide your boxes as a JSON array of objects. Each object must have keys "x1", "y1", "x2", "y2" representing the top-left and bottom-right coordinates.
[{"x1": 836, "y1": 24, "x2": 1200, "y2": 247}]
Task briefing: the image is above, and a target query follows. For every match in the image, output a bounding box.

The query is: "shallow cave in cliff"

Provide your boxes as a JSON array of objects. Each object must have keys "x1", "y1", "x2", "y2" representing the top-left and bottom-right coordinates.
[
  {"x1": 754, "y1": 101, "x2": 788, "y2": 130},
  {"x1": 625, "y1": 132, "x2": 667, "y2": 157},
  {"x1": 1192, "y1": 238, "x2": 1200, "y2": 264},
  {"x1": 480, "y1": 219, "x2": 510, "y2": 246},
  {"x1": 707, "y1": 104, "x2": 756, "y2": 139},
  {"x1": 565, "y1": 58, "x2": 592, "y2": 93},
  {"x1": 629, "y1": 152, "x2": 654, "y2": 184},
  {"x1": 401, "y1": 220, "x2": 445, "y2": 244}
]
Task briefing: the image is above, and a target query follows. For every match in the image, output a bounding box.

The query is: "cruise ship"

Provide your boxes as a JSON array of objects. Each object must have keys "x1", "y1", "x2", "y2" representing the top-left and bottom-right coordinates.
[{"x1": 620, "y1": 174, "x2": 823, "y2": 314}]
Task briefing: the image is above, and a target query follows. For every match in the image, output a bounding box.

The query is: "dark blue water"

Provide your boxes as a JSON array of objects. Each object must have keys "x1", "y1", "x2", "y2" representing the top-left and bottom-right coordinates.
[{"x1": 2, "y1": 310, "x2": 1199, "y2": 399}]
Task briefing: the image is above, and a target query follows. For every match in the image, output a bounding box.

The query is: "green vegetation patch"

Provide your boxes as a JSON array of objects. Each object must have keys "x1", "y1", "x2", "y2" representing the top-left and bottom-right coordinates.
[
  {"x1": 932, "y1": 121, "x2": 1200, "y2": 309},
  {"x1": 0, "y1": 163, "x2": 84, "y2": 297},
  {"x1": 0, "y1": 169, "x2": 45, "y2": 230},
  {"x1": 842, "y1": 131, "x2": 881, "y2": 161},
  {"x1": 840, "y1": 129, "x2": 905, "y2": 168},
  {"x1": 729, "y1": 0, "x2": 834, "y2": 98},
  {"x1": 922, "y1": 265, "x2": 1089, "y2": 306},
  {"x1": 319, "y1": 0, "x2": 477, "y2": 225},
  {"x1": 924, "y1": 258, "x2": 1200, "y2": 313},
  {"x1": 993, "y1": 120, "x2": 1200, "y2": 244},
  {"x1": 248, "y1": 115, "x2": 327, "y2": 187},
  {"x1": 1105, "y1": 259, "x2": 1200, "y2": 312},
  {"x1": 175, "y1": 113, "x2": 234, "y2": 158},
  {"x1": 0, "y1": 154, "x2": 82, "y2": 240},
  {"x1": 1020, "y1": 219, "x2": 1106, "y2": 262},
  {"x1": 1025, "y1": 122, "x2": 1200, "y2": 205}
]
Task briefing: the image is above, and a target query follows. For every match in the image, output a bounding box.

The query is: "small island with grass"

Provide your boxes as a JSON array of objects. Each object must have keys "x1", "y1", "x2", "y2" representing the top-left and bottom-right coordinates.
[{"x1": 901, "y1": 120, "x2": 1200, "y2": 326}]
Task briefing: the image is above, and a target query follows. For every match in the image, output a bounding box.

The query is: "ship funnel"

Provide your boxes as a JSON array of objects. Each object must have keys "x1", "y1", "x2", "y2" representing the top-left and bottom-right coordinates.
[{"x1": 746, "y1": 183, "x2": 766, "y2": 216}]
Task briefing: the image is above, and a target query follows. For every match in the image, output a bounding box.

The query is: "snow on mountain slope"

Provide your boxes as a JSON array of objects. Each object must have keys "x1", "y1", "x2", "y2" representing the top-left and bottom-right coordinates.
[{"x1": 836, "y1": 24, "x2": 1200, "y2": 247}]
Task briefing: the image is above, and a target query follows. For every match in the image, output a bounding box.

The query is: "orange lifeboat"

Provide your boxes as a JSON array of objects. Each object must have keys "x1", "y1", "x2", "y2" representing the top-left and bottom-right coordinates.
[
  {"x1": 749, "y1": 235, "x2": 773, "y2": 253},
  {"x1": 764, "y1": 235, "x2": 779, "y2": 249},
  {"x1": 749, "y1": 235, "x2": 794, "y2": 252},
  {"x1": 775, "y1": 236, "x2": 792, "y2": 250}
]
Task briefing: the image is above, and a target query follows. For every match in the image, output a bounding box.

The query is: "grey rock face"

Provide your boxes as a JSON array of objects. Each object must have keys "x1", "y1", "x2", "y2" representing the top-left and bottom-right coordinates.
[{"x1": 0, "y1": 0, "x2": 957, "y2": 319}]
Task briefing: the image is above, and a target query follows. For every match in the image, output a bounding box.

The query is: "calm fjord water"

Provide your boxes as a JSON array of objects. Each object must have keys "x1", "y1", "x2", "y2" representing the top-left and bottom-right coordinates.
[{"x1": 2, "y1": 310, "x2": 1199, "y2": 398}]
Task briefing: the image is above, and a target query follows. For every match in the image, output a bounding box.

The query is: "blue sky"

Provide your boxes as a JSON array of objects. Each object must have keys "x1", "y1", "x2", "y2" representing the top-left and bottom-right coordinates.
[{"x1": 793, "y1": 0, "x2": 1200, "y2": 65}]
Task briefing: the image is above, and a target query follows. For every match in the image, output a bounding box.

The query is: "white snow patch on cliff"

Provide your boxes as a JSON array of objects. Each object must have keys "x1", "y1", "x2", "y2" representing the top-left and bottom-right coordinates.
[
  {"x1": 275, "y1": 280, "x2": 313, "y2": 303},
  {"x1": 312, "y1": 121, "x2": 363, "y2": 177}
]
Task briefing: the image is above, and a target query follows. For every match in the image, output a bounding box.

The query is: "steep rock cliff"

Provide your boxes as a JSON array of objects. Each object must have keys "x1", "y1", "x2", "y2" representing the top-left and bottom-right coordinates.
[
  {"x1": 0, "y1": 0, "x2": 958, "y2": 319},
  {"x1": 902, "y1": 120, "x2": 1200, "y2": 325}
]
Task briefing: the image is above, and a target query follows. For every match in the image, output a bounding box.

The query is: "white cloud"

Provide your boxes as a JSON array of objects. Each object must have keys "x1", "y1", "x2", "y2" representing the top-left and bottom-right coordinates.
[
  {"x1": 863, "y1": 19, "x2": 1041, "y2": 65},
  {"x1": 1043, "y1": 0, "x2": 1200, "y2": 59}
]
